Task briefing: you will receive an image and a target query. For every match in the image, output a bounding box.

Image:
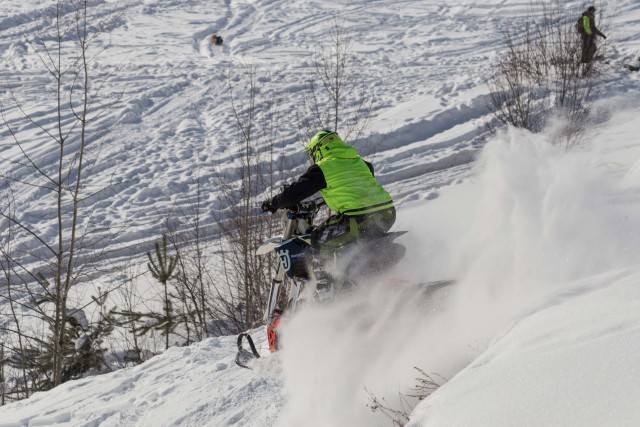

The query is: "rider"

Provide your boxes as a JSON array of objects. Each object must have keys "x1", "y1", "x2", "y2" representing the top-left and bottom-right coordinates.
[{"x1": 261, "y1": 130, "x2": 395, "y2": 276}]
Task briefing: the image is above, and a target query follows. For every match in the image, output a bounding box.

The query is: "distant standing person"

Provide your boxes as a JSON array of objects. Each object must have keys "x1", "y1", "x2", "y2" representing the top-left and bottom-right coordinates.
[{"x1": 578, "y1": 6, "x2": 606, "y2": 64}]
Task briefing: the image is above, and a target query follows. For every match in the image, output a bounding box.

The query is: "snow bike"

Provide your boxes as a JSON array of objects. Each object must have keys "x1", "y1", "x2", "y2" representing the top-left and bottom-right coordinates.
[{"x1": 235, "y1": 198, "x2": 408, "y2": 369}]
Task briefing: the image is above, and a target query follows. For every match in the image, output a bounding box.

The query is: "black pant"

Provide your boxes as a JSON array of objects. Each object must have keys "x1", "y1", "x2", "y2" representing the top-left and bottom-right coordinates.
[
  {"x1": 581, "y1": 35, "x2": 596, "y2": 64},
  {"x1": 311, "y1": 207, "x2": 396, "y2": 260}
]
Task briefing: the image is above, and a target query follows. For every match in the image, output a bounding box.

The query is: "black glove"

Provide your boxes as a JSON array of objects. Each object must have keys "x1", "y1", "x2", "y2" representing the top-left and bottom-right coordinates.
[
  {"x1": 261, "y1": 199, "x2": 277, "y2": 214},
  {"x1": 602, "y1": 34, "x2": 607, "y2": 39}
]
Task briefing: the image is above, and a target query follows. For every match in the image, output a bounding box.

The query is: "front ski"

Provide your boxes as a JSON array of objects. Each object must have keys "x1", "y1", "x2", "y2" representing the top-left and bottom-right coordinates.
[{"x1": 235, "y1": 333, "x2": 261, "y2": 369}]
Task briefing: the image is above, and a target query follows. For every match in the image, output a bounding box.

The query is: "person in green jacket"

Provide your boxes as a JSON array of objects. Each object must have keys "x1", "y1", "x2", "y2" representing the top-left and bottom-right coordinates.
[
  {"x1": 261, "y1": 130, "x2": 395, "y2": 270},
  {"x1": 578, "y1": 6, "x2": 606, "y2": 64}
]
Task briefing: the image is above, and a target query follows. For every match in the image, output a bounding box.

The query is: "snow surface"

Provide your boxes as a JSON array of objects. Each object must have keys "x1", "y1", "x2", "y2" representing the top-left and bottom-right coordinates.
[{"x1": 1, "y1": 0, "x2": 640, "y2": 426}]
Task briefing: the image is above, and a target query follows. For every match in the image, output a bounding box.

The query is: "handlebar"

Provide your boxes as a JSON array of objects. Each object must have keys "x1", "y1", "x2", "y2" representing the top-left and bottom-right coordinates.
[
  {"x1": 256, "y1": 197, "x2": 325, "y2": 216},
  {"x1": 284, "y1": 198, "x2": 324, "y2": 220},
  {"x1": 292, "y1": 197, "x2": 325, "y2": 212}
]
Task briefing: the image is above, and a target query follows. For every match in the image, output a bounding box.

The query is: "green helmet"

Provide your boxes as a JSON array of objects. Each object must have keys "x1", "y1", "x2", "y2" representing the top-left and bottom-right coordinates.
[{"x1": 305, "y1": 130, "x2": 342, "y2": 163}]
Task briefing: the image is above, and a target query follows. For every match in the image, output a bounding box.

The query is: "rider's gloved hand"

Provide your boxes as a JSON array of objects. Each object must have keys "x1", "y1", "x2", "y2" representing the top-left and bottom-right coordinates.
[{"x1": 261, "y1": 199, "x2": 277, "y2": 214}]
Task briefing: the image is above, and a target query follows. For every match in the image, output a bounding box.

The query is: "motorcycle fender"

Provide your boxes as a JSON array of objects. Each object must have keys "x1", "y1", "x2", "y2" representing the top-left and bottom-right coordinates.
[{"x1": 256, "y1": 236, "x2": 283, "y2": 256}]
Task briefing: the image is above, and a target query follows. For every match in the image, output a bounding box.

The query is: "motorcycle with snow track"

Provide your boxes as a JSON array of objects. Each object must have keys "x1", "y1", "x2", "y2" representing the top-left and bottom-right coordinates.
[{"x1": 235, "y1": 198, "x2": 408, "y2": 369}]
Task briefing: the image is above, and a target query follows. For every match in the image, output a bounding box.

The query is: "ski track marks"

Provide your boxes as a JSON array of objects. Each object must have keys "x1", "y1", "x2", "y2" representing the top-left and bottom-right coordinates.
[{"x1": 1, "y1": 0, "x2": 509, "y2": 267}]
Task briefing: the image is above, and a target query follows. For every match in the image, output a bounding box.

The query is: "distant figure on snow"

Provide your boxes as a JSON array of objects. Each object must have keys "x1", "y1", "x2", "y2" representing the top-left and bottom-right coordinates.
[
  {"x1": 211, "y1": 35, "x2": 224, "y2": 46},
  {"x1": 577, "y1": 6, "x2": 606, "y2": 64}
]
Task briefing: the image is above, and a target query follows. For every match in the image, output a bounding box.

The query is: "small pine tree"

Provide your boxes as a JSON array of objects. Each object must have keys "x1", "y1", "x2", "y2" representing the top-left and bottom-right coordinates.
[
  {"x1": 61, "y1": 293, "x2": 115, "y2": 382},
  {"x1": 147, "y1": 234, "x2": 179, "y2": 350}
]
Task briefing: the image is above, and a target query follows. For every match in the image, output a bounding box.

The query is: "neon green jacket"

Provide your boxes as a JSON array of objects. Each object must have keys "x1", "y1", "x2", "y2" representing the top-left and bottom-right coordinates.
[
  {"x1": 316, "y1": 140, "x2": 393, "y2": 215},
  {"x1": 582, "y1": 15, "x2": 593, "y2": 35}
]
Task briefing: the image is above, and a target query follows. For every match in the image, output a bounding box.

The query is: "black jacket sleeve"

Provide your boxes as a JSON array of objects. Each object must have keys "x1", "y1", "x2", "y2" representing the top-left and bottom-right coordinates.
[
  {"x1": 589, "y1": 15, "x2": 606, "y2": 38},
  {"x1": 271, "y1": 164, "x2": 327, "y2": 209},
  {"x1": 270, "y1": 160, "x2": 376, "y2": 210},
  {"x1": 593, "y1": 24, "x2": 605, "y2": 38}
]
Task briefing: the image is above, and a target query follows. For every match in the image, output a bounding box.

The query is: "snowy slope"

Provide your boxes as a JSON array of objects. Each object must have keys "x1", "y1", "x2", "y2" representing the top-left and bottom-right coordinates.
[
  {"x1": 1, "y1": 0, "x2": 640, "y2": 426},
  {"x1": 0, "y1": 330, "x2": 283, "y2": 427},
  {"x1": 2, "y1": 103, "x2": 640, "y2": 427}
]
